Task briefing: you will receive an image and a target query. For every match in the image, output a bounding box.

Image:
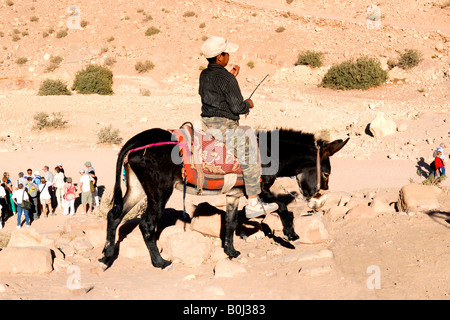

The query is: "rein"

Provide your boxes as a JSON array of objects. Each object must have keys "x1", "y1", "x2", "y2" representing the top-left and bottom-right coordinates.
[
  {"x1": 315, "y1": 144, "x2": 321, "y2": 193},
  {"x1": 129, "y1": 141, "x2": 184, "y2": 155}
]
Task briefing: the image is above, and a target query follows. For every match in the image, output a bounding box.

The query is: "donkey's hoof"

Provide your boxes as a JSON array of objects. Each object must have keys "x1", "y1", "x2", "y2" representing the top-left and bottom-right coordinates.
[
  {"x1": 286, "y1": 232, "x2": 299, "y2": 241},
  {"x1": 153, "y1": 258, "x2": 172, "y2": 269},
  {"x1": 225, "y1": 248, "x2": 241, "y2": 259}
]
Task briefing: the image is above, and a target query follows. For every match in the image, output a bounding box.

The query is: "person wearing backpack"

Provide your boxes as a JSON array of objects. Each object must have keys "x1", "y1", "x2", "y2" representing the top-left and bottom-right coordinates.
[
  {"x1": 26, "y1": 176, "x2": 40, "y2": 221},
  {"x1": 63, "y1": 177, "x2": 77, "y2": 216}
]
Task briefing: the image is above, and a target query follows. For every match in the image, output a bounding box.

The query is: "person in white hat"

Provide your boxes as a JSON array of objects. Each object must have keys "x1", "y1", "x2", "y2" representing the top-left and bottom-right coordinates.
[{"x1": 199, "y1": 36, "x2": 278, "y2": 218}]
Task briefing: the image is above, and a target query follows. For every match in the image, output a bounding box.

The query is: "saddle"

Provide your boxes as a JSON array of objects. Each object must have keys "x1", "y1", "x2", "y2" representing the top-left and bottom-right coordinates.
[{"x1": 171, "y1": 122, "x2": 244, "y2": 193}]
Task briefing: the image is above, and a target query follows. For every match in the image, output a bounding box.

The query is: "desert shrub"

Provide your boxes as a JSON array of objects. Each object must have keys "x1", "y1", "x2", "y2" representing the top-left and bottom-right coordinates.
[
  {"x1": 55, "y1": 29, "x2": 68, "y2": 38},
  {"x1": 183, "y1": 11, "x2": 196, "y2": 17},
  {"x1": 15, "y1": 57, "x2": 28, "y2": 65},
  {"x1": 30, "y1": 15, "x2": 39, "y2": 22},
  {"x1": 72, "y1": 64, "x2": 113, "y2": 95},
  {"x1": 295, "y1": 50, "x2": 324, "y2": 68},
  {"x1": 247, "y1": 61, "x2": 255, "y2": 69},
  {"x1": 38, "y1": 79, "x2": 71, "y2": 96},
  {"x1": 275, "y1": 26, "x2": 286, "y2": 33},
  {"x1": 320, "y1": 56, "x2": 388, "y2": 90},
  {"x1": 45, "y1": 55, "x2": 63, "y2": 72},
  {"x1": 97, "y1": 125, "x2": 122, "y2": 144},
  {"x1": 140, "y1": 88, "x2": 151, "y2": 96},
  {"x1": 6, "y1": 0, "x2": 14, "y2": 6},
  {"x1": 135, "y1": 60, "x2": 154, "y2": 73},
  {"x1": 145, "y1": 26, "x2": 160, "y2": 36},
  {"x1": 103, "y1": 56, "x2": 117, "y2": 67},
  {"x1": 397, "y1": 49, "x2": 422, "y2": 69},
  {"x1": 33, "y1": 112, "x2": 67, "y2": 130},
  {"x1": 80, "y1": 20, "x2": 88, "y2": 28},
  {"x1": 12, "y1": 34, "x2": 20, "y2": 41}
]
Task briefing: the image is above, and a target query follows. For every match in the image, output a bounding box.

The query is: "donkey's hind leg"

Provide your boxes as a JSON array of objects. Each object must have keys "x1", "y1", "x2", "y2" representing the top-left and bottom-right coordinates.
[{"x1": 139, "y1": 191, "x2": 172, "y2": 269}]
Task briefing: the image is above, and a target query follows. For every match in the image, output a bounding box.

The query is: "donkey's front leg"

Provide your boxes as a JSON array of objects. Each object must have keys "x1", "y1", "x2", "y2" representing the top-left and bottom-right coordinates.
[{"x1": 223, "y1": 195, "x2": 240, "y2": 259}]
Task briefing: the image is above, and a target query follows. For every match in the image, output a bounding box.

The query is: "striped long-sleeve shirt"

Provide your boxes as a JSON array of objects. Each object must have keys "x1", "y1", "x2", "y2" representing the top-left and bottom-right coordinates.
[{"x1": 199, "y1": 63, "x2": 250, "y2": 121}]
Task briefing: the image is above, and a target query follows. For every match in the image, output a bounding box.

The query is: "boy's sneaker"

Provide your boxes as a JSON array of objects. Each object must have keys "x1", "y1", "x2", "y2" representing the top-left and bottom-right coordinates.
[{"x1": 245, "y1": 199, "x2": 278, "y2": 218}]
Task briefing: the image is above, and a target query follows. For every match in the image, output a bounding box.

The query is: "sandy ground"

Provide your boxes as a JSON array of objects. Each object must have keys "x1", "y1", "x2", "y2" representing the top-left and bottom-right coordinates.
[{"x1": 0, "y1": 0, "x2": 449, "y2": 301}]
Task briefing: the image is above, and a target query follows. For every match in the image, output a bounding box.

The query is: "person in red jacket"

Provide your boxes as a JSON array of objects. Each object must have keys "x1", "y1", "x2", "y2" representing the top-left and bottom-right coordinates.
[{"x1": 433, "y1": 151, "x2": 445, "y2": 177}]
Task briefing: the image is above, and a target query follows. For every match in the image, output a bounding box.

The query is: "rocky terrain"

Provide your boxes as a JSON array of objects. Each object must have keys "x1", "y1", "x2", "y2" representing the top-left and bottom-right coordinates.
[{"x1": 0, "y1": 0, "x2": 449, "y2": 301}]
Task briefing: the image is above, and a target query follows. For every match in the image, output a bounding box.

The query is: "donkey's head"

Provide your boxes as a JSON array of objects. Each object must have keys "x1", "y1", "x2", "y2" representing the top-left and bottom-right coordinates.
[{"x1": 296, "y1": 138, "x2": 349, "y2": 209}]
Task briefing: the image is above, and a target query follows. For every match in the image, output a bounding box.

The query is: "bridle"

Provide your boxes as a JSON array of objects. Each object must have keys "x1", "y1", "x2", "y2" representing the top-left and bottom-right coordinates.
[{"x1": 315, "y1": 143, "x2": 321, "y2": 193}]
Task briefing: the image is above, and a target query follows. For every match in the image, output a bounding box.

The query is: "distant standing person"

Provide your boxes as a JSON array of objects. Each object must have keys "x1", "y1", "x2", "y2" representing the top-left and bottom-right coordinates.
[
  {"x1": 17, "y1": 172, "x2": 28, "y2": 189},
  {"x1": 63, "y1": 177, "x2": 77, "y2": 216},
  {"x1": 39, "y1": 177, "x2": 53, "y2": 217},
  {"x1": 0, "y1": 184, "x2": 7, "y2": 229},
  {"x1": 12, "y1": 184, "x2": 30, "y2": 228},
  {"x1": 53, "y1": 166, "x2": 66, "y2": 211},
  {"x1": 26, "y1": 176, "x2": 40, "y2": 220},
  {"x1": 84, "y1": 161, "x2": 95, "y2": 174},
  {"x1": 79, "y1": 169, "x2": 93, "y2": 214},
  {"x1": 432, "y1": 150, "x2": 446, "y2": 177},
  {"x1": 89, "y1": 171, "x2": 100, "y2": 208}
]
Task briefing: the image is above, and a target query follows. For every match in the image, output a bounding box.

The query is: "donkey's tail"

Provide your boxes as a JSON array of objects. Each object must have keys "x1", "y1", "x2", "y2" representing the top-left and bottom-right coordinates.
[{"x1": 110, "y1": 139, "x2": 140, "y2": 215}]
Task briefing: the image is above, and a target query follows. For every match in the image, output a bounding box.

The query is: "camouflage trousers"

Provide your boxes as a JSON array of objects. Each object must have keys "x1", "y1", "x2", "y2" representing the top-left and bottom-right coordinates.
[{"x1": 202, "y1": 117, "x2": 261, "y2": 196}]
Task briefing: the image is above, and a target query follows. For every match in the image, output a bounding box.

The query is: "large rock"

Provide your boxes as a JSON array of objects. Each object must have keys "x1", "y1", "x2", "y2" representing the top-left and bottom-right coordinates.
[
  {"x1": 369, "y1": 112, "x2": 397, "y2": 138},
  {"x1": 159, "y1": 226, "x2": 212, "y2": 267},
  {"x1": 190, "y1": 213, "x2": 222, "y2": 238},
  {"x1": 293, "y1": 215, "x2": 329, "y2": 244},
  {"x1": 345, "y1": 203, "x2": 377, "y2": 219},
  {"x1": 64, "y1": 215, "x2": 107, "y2": 248},
  {"x1": 370, "y1": 195, "x2": 395, "y2": 213},
  {"x1": 324, "y1": 206, "x2": 349, "y2": 222},
  {"x1": 8, "y1": 228, "x2": 44, "y2": 247},
  {"x1": 0, "y1": 247, "x2": 53, "y2": 274},
  {"x1": 398, "y1": 184, "x2": 442, "y2": 213}
]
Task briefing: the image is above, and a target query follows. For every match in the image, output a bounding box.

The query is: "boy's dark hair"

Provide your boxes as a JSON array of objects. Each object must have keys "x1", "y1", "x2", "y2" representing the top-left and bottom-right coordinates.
[{"x1": 206, "y1": 52, "x2": 225, "y2": 64}]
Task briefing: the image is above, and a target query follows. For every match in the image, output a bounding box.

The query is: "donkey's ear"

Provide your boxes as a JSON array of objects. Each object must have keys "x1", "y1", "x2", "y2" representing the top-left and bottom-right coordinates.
[{"x1": 320, "y1": 137, "x2": 349, "y2": 159}]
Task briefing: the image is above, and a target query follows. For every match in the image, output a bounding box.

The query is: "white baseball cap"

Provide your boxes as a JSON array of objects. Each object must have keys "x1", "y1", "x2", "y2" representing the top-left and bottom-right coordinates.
[{"x1": 201, "y1": 36, "x2": 239, "y2": 59}]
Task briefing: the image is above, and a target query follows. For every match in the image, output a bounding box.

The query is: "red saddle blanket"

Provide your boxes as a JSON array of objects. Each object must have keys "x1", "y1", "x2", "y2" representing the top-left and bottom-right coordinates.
[{"x1": 171, "y1": 124, "x2": 244, "y2": 191}]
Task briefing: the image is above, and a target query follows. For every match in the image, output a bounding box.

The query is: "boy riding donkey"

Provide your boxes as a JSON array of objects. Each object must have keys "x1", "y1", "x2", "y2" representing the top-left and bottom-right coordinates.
[{"x1": 199, "y1": 36, "x2": 277, "y2": 218}]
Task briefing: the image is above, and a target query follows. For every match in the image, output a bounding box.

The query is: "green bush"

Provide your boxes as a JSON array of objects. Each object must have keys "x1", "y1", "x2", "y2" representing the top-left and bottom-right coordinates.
[
  {"x1": 38, "y1": 79, "x2": 71, "y2": 96},
  {"x1": 295, "y1": 50, "x2": 324, "y2": 68},
  {"x1": 398, "y1": 49, "x2": 422, "y2": 69},
  {"x1": 72, "y1": 64, "x2": 113, "y2": 95},
  {"x1": 320, "y1": 57, "x2": 388, "y2": 90}
]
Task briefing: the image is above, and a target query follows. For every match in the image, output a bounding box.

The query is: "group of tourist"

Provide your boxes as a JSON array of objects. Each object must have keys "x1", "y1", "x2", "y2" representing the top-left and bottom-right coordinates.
[{"x1": 0, "y1": 161, "x2": 99, "y2": 229}]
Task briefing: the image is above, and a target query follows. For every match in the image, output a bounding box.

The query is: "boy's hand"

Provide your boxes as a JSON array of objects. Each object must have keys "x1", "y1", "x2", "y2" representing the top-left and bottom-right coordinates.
[
  {"x1": 230, "y1": 64, "x2": 240, "y2": 77},
  {"x1": 246, "y1": 98, "x2": 254, "y2": 108}
]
